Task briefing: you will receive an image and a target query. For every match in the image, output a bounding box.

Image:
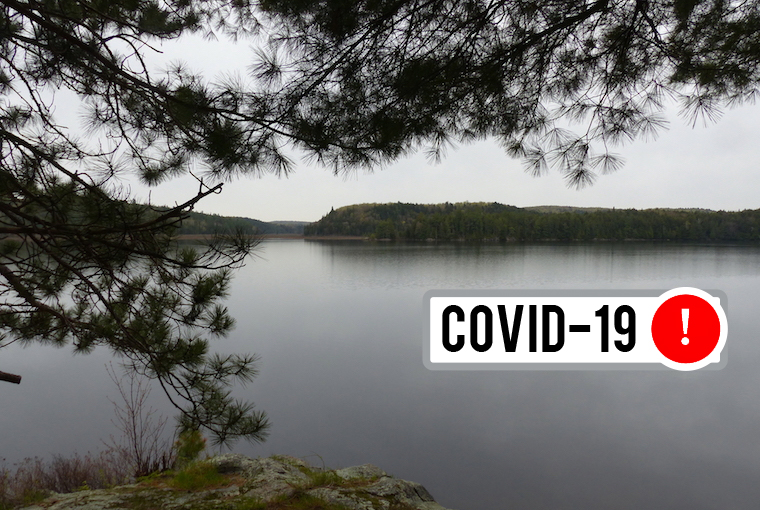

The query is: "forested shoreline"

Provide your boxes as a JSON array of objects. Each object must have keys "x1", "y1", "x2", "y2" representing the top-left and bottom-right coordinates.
[
  {"x1": 176, "y1": 211, "x2": 307, "y2": 236},
  {"x1": 303, "y1": 203, "x2": 760, "y2": 242},
  {"x1": 173, "y1": 203, "x2": 760, "y2": 242}
]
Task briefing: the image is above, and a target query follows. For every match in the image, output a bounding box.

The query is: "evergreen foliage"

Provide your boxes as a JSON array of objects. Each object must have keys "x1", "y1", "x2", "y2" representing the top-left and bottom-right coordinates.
[
  {"x1": 0, "y1": 0, "x2": 277, "y2": 447},
  {"x1": 305, "y1": 203, "x2": 760, "y2": 242},
  {"x1": 259, "y1": 0, "x2": 760, "y2": 186}
]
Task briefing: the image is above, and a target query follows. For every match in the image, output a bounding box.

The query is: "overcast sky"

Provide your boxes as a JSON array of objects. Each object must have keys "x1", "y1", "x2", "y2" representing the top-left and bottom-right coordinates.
[{"x1": 101, "y1": 34, "x2": 760, "y2": 223}]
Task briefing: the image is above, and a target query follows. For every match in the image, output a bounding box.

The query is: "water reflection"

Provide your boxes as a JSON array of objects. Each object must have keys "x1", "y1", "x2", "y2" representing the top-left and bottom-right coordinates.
[{"x1": 3, "y1": 241, "x2": 760, "y2": 510}]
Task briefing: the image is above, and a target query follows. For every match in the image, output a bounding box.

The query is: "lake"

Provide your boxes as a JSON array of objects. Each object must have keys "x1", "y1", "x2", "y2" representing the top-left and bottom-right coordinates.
[{"x1": 2, "y1": 241, "x2": 760, "y2": 509}]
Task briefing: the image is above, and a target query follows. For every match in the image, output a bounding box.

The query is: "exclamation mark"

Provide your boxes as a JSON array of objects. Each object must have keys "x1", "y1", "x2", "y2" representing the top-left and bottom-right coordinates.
[{"x1": 682, "y1": 309, "x2": 690, "y2": 345}]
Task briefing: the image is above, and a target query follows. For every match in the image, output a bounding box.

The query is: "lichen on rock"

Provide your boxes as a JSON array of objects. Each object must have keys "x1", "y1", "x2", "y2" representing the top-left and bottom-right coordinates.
[{"x1": 20, "y1": 454, "x2": 456, "y2": 510}]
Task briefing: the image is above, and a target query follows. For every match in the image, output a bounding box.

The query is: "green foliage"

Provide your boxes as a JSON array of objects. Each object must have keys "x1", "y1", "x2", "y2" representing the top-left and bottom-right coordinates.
[
  {"x1": 167, "y1": 461, "x2": 225, "y2": 491},
  {"x1": 289, "y1": 466, "x2": 344, "y2": 491},
  {"x1": 303, "y1": 469, "x2": 344, "y2": 488},
  {"x1": 13, "y1": 488, "x2": 48, "y2": 509},
  {"x1": 306, "y1": 202, "x2": 760, "y2": 242},
  {"x1": 0, "y1": 1, "x2": 271, "y2": 447},
  {"x1": 234, "y1": 498, "x2": 268, "y2": 510},
  {"x1": 173, "y1": 430, "x2": 207, "y2": 469},
  {"x1": 259, "y1": 0, "x2": 760, "y2": 186}
]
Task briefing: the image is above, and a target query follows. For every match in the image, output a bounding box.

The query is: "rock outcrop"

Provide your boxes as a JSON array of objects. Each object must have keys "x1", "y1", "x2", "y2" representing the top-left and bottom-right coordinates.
[{"x1": 22, "y1": 454, "x2": 455, "y2": 510}]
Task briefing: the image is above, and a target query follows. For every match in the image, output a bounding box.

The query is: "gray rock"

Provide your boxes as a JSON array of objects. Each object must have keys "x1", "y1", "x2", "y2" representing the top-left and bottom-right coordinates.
[
  {"x1": 206, "y1": 453, "x2": 257, "y2": 474},
  {"x1": 21, "y1": 454, "x2": 456, "y2": 510},
  {"x1": 364, "y1": 477, "x2": 436, "y2": 503},
  {"x1": 336, "y1": 464, "x2": 388, "y2": 481},
  {"x1": 240, "y1": 455, "x2": 310, "y2": 501},
  {"x1": 309, "y1": 487, "x2": 378, "y2": 510}
]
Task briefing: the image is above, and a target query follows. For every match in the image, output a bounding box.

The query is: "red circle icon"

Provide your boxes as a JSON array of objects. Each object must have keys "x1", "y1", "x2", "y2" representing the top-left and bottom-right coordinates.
[{"x1": 651, "y1": 294, "x2": 721, "y2": 365}]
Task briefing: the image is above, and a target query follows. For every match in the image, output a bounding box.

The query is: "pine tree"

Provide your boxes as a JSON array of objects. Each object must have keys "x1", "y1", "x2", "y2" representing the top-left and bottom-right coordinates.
[
  {"x1": 3, "y1": 0, "x2": 760, "y2": 446},
  {"x1": 0, "y1": 0, "x2": 274, "y2": 447},
  {"x1": 257, "y1": 0, "x2": 760, "y2": 186}
]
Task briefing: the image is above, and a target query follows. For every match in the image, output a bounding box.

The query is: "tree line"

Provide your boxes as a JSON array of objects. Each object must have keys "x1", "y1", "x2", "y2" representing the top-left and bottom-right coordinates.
[
  {"x1": 176, "y1": 211, "x2": 306, "y2": 236},
  {"x1": 304, "y1": 203, "x2": 760, "y2": 242}
]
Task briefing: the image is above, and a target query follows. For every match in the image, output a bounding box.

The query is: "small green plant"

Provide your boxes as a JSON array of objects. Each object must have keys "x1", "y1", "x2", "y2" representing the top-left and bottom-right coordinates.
[
  {"x1": 168, "y1": 461, "x2": 224, "y2": 491},
  {"x1": 134, "y1": 470, "x2": 167, "y2": 485},
  {"x1": 305, "y1": 469, "x2": 343, "y2": 488},
  {"x1": 17, "y1": 488, "x2": 50, "y2": 509},
  {"x1": 233, "y1": 497, "x2": 267, "y2": 510},
  {"x1": 270, "y1": 491, "x2": 352, "y2": 510},
  {"x1": 173, "y1": 430, "x2": 206, "y2": 469},
  {"x1": 288, "y1": 463, "x2": 344, "y2": 492}
]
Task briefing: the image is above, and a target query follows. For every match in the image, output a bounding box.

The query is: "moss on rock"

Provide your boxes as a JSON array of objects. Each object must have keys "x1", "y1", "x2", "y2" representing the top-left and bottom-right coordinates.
[{"x1": 19, "y1": 455, "x2": 454, "y2": 510}]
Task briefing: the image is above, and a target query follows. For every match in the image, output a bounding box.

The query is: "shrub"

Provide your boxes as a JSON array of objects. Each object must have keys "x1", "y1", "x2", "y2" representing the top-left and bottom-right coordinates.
[
  {"x1": 105, "y1": 364, "x2": 175, "y2": 478},
  {"x1": 0, "y1": 451, "x2": 132, "y2": 509}
]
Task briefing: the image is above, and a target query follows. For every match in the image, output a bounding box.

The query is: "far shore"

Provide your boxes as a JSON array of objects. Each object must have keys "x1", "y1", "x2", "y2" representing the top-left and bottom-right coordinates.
[{"x1": 176, "y1": 234, "x2": 366, "y2": 241}]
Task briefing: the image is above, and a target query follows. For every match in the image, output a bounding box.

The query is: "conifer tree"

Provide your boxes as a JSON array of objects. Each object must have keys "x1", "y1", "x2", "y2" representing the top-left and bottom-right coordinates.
[
  {"x1": 0, "y1": 0, "x2": 274, "y2": 447},
  {"x1": 2, "y1": 0, "x2": 760, "y2": 445},
  {"x1": 258, "y1": 0, "x2": 760, "y2": 186}
]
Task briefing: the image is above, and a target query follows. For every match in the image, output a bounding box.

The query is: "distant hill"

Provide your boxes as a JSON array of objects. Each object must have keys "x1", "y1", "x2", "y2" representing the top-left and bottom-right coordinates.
[
  {"x1": 177, "y1": 211, "x2": 307, "y2": 235},
  {"x1": 304, "y1": 202, "x2": 760, "y2": 242}
]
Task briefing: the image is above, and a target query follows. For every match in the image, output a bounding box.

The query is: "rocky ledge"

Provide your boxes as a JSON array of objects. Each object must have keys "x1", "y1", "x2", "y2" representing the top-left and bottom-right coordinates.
[{"x1": 22, "y1": 454, "x2": 455, "y2": 510}]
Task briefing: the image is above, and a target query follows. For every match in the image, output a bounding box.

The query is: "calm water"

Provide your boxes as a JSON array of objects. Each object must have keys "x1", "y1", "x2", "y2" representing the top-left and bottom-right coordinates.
[{"x1": 3, "y1": 241, "x2": 760, "y2": 509}]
